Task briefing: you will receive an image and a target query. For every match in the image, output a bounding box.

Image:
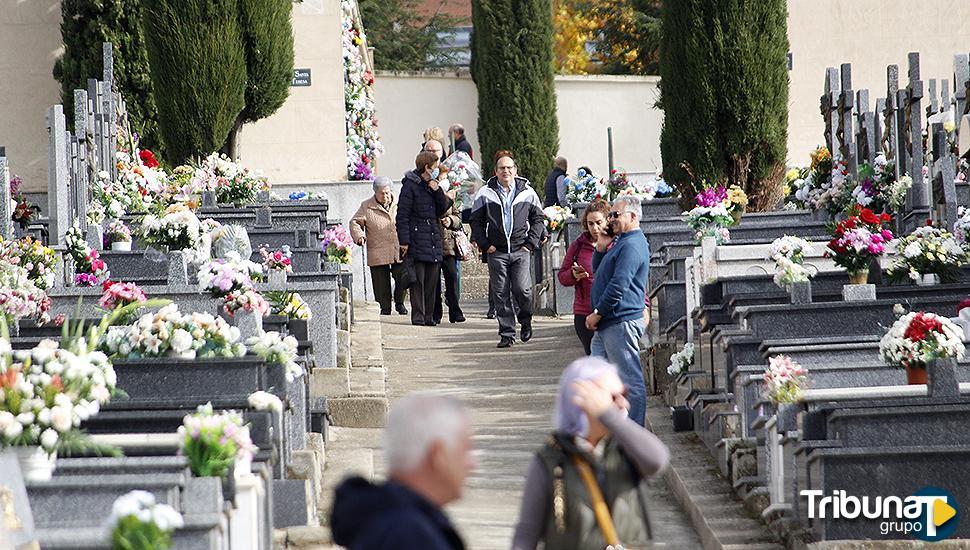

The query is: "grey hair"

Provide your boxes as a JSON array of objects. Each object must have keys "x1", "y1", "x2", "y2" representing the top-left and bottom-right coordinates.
[
  {"x1": 450, "y1": 123, "x2": 465, "y2": 135},
  {"x1": 554, "y1": 156, "x2": 568, "y2": 170},
  {"x1": 613, "y1": 195, "x2": 641, "y2": 216},
  {"x1": 373, "y1": 176, "x2": 392, "y2": 191},
  {"x1": 554, "y1": 356, "x2": 619, "y2": 438},
  {"x1": 384, "y1": 392, "x2": 469, "y2": 473}
]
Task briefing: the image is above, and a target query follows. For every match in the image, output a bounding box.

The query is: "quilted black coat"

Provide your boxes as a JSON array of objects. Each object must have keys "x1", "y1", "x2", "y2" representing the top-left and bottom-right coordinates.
[{"x1": 396, "y1": 169, "x2": 453, "y2": 263}]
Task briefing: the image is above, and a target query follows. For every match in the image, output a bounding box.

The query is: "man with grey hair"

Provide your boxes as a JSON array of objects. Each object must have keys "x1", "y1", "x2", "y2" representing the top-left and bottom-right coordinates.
[
  {"x1": 449, "y1": 123, "x2": 473, "y2": 159},
  {"x1": 350, "y1": 176, "x2": 408, "y2": 315},
  {"x1": 331, "y1": 393, "x2": 475, "y2": 549},
  {"x1": 585, "y1": 194, "x2": 650, "y2": 426}
]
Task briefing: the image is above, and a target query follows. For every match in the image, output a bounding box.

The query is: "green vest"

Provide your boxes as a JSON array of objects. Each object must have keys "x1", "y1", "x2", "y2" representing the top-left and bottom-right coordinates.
[{"x1": 536, "y1": 433, "x2": 650, "y2": 550}]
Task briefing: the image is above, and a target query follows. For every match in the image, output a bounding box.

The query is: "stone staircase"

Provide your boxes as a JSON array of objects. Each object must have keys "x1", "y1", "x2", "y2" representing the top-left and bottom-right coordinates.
[{"x1": 647, "y1": 398, "x2": 785, "y2": 550}]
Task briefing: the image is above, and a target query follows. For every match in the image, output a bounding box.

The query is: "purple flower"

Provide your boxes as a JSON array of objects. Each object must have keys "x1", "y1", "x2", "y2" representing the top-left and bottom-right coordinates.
[
  {"x1": 695, "y1": 186, "x2": 728, "y2": 207},
  {"x1": 75, "y1": 273, "x2": 98, "y2": 287},
  {"x1": 352, "y1": 161, "x2": 373, "y2": 181}
]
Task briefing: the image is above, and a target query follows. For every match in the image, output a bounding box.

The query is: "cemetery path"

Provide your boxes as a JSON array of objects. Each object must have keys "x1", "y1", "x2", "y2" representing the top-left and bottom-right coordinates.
[{"x1": 377, "y1": 300, "x2": 704, "y2": 549}]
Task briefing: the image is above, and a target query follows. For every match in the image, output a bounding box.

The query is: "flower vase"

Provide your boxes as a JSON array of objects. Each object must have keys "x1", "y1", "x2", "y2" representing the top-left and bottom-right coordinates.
[
  {"x1": 729, "y1": 210, "x2": 743, "y2": 227},
  {"x1": 268, "y1": 270, "x2": 287, "y2": 287},
  {"x1": 847, "y1": 270, "x2": 869, "y2": 285},
  {"x1": 10, "y1": 446, "x2": 55, "y2": 482},
  {"x1": 906, "y1": 363, "x2": 928, "y2": 385},
  {"x1": 322, "y1": 262, "x2": 340, "y2": 275},
  {"x1": 916, "y1": 273, "x2": 939, "y2": 286},
  {"x1": 236, "y1": 309, "x2": 263, "y2": 340},
  {"x1": 167, "y1": 250, "x2": 190, "y2": 286},
  {"x1": 789, "y1": 280, "x2": 812, "y2": 305},
  {"x1": 111, "y1": 240, "x2": 132, "y2": 251}
]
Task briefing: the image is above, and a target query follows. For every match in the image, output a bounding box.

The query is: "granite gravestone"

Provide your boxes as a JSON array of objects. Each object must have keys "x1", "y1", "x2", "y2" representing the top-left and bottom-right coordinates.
[{"x1": 0, "y1": 454, "x2": 37, "y2": 549}]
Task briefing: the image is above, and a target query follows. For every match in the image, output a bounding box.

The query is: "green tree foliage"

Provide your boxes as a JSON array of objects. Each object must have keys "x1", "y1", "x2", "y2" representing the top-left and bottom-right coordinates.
[
  {"x1": 578, "y1": 0, "x2": 661, "y2": 75},
  {"x1": 471, "y1": 0, "x2": 559, "y2": 194},
  {"x1": 144, "y1": 0, "x2": 247, "y2": 164},
  {"x1": 54, "y1": 0, "x2": 160, "y2": 152},
  {"x1": 659, "y1": 0, "x2": 789, "y2": 210},
  {"x1": 238, "y1": 0, "x2": 295, "y2": 123},
  {"x1": 358, "y1": 0, "x2": 462, "y2": 71}
]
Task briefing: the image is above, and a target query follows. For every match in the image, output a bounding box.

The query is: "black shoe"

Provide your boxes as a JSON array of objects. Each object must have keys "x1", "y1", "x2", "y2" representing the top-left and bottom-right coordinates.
[
  {"x1": 450, "y1": 312, "x2": 466, "y2": 323},
  {"x1": 497, "y1": 336, "x2": 514, "y2": 348},
  {"x1": 380, "y1": 308, "x2": 391, "y2": 315},
  {"x1": 411, "y1": 320, "x2": 425, "y2": 326},
  {"x1": 521, "y1": 322, "x2": 533, "y2": 342},
  {"x1": 486, "y1": 310, "x2": 495, "y2": 319},
  {"x1": 425, "y1": 320, "x2": 437, "y2": 326},
  {"x1": 396, "y1": 304, "x2": 408, "y2": 315}
]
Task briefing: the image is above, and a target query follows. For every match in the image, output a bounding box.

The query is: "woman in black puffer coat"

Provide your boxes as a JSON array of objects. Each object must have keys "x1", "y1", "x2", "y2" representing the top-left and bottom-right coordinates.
[{"x1": 396, "y1": 151, "x2": 454, "y2": 326}]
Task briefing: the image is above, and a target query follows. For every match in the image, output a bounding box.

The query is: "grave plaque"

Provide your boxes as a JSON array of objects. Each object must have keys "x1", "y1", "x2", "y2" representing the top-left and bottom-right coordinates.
[
  {"x1": 0, "y1": 454, "x2": 37, "y2": 549},
  {"x1": 291, "y1": 69, "x2": 311, "y2": 87}
]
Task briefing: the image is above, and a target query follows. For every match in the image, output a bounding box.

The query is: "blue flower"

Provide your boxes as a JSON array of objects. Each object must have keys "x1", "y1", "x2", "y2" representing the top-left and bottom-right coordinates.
[
  {"x1": 576, "y1": 182, "x2": 585, "y2": 190},
  {"x1": 289, "y1": 192, "x2": 308, "y2": 200},
  {"x1": 578, "y1": 168, "x2": 587, "y2": 178}
]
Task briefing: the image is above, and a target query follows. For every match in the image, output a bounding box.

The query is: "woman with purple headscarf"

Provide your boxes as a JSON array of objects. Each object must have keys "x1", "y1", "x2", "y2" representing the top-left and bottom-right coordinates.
[{"x1": 511, "y1": 357, "x2": 670, "y2": 550}]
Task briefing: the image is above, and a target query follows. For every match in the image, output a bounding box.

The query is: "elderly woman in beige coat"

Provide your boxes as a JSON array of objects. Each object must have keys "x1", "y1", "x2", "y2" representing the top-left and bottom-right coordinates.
[{"x1": 350, "y1": 177, "x2": 408, "y2": 315}]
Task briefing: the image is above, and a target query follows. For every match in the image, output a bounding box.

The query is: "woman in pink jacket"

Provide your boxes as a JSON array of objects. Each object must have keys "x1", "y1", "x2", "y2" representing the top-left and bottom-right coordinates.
[{"x1": 558, "y1": 200, "x2": 610, "y2": 355}]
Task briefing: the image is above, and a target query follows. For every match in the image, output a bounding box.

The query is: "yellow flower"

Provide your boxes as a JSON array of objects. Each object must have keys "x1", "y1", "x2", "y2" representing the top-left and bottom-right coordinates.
[
  {"x1": 785, "y1": 168, "x2": 800, "y2": 182},
  {"x1": 945, "y1": 121, "x2": 956, "y2": 133},
  {"x1": 727, "y1": 185, "x2": 748, "y2": 207},
  {"x1": 810, "y1": 146, "x2": 832, "y2": 169}
]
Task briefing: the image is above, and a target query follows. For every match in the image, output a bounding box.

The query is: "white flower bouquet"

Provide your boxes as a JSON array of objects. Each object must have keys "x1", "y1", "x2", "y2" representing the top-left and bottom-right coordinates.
[
  {"x1": 564, "y1": 168, "x2": 601, "y2": 205},
  {"x1": 667, "y1": 343, "x2": 694, "y2": 376},
  {"x1": 139, "y1": 204, "x2": 204, "y2": 252},
  {"x1": 0, "y1": 336, "x2": 116, "y2": 452},
  {"x1": 107, "y1": 490, "x2": 184, "y2": 550},
  {"x1": 879, "y1": 311, "x2": 965, "y2": 369},
  {"x1": 246, "y1": 331, "x2": 304, "y2": 381},
  {"x1": 762, "y1": 355, "x2": 808, "y2": 404},
  {"x1": 197, "y1": 251, "x2": 264, "y2": 298},
  {"x1": 768, "y1": 236, "x2": 815, "y2": 288},
  {"x1": 0, "y1": 236, "x2": 57, "y2": 291},
  {"x1": 953, "y1": 206, "x2": 970, "y2": 249},
  {"x1": 683, "y1": 203, "x2": 733, "y2": 245},
  {"x1": 190, "y1": 153, "x2": 268, "y2": 205},
  {"x1": 248, "y1": 390, "x2": 283, "y2": 414},
  {"x1": 178, "y1": 403, "x2": 255, "y2": 478},
  {"x1": 101, "y1": 304, "x2": 247, "y2": 360},
  {"x1": 886, "y1": 225, "x2": 968, "y2": 283},
  {"x1": 542, "y1": 205, "x2": 573, "y2": 235},
  {"x1": 0, "y1": 261, "x2": 52, "y2": 324}
]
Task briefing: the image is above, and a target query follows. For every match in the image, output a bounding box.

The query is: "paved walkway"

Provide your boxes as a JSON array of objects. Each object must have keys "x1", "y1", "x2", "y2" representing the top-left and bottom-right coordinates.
[{"x1": 376, "y1": 300, "x2": 702, "y2": 549}]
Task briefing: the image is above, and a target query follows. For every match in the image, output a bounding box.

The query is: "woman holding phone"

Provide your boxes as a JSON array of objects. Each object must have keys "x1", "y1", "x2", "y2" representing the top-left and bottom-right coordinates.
[{"x1": 558, "y1": 199, "x2": 611, "y2": 355}]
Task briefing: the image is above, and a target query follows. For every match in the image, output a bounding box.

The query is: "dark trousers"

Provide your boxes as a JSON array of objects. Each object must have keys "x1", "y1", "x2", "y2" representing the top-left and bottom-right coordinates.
[
  {"x1": 410, "y1": 260, "x2": 441, "y2": 323},
  {"x1": 370, "y1": 264, "x2": 407, "y2": 313},
  {"x1": 487, "y1": 249, "x2": 533, "y2": 338},
  {"x1": 487, "y1": 272, "x2": 515, "y2": 315},
  {"x1": 574, "y1": 314, "x2": 594, "y2": 355},
  {"x1": 434, "y1": 256, "x2": 463, "y2": 322}
]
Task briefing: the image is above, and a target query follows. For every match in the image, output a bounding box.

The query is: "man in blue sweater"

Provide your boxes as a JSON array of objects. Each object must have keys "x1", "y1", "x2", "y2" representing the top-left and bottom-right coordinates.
[{"x1": 585, "y1": 195, "x2": 650, "y2": 425}]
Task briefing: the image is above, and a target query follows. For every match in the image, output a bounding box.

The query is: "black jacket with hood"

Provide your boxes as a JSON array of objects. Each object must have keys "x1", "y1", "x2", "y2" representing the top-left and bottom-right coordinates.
[
  {"x1": 468, "y1": 176, "x2": 544, "y2": 257},
  {"x1": 396, "y1": 169, "x2": 453, "y2": 263},
  {"x1": 330, "y1": 476, "x2": 465, "y2": 550}
]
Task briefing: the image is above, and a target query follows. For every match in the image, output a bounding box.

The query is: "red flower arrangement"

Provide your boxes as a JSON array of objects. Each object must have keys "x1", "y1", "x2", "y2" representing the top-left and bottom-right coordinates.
[
  {"x1": 825, "y1": 206, "x2": 893, "y2": 277},
  {"x1": 139, "y1": 149, "x2": 159, "y2": 168}
]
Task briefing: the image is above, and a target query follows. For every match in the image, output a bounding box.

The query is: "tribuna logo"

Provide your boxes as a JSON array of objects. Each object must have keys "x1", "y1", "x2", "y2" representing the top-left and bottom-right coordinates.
[{"x1": 801, "y1": 488, "x2": 959, "y2": 541}]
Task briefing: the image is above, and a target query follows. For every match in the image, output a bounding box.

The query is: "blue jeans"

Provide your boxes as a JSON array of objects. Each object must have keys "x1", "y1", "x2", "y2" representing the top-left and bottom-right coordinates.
[{"x1": 591, "y1": 318, "x2": 647, "y2": 426}]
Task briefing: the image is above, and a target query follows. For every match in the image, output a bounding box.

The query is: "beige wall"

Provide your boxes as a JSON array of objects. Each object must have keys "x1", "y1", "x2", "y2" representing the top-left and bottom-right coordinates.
[
  {"x1": 374, "y1": 72, "x2": 664, "y2": 181},
  {"x1": 787, "y1": 0, "x2": 970, "y2": 165},
  {"x1": 238, "y1": 0, "x2": 347, "y2": 184},
  {"x1": 0, "y1": 1, "x2": 64, "y2": 192}
]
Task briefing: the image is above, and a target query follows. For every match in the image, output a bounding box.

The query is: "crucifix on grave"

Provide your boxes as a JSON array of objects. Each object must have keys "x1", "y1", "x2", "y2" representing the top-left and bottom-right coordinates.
[
  {"x1": 883, "y1": 65, "x2": 902, "y2": 181},
  {"x1": 856, "y1": 89, "x2": 876, "y2": 166},
  {"x1": 820, "y1": 67, "x2": 841, "y2": 158},
  {"x1": 836, "y1": 64, "x2": 858, "y2": 176},
  {"x1": 957, "y1": 54, "x2": 970, "y2": 120},
  {"x1": 901, "y1": 52, "x2": 931, "y2": 233},
  {"x1": 0, "y1": 148, "x2": 12, "y2": 241}
]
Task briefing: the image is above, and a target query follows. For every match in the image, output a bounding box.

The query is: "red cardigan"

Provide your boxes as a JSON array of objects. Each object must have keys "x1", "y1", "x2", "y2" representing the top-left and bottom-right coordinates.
[{"x1": 558, "y1": 234, "x2": 596, "y2": 316}]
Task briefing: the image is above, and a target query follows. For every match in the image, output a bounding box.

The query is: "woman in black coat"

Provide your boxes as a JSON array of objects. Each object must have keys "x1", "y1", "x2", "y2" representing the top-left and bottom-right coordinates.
[{"x1": 396, "y1": 150, "x2": 454, "y2": 326}]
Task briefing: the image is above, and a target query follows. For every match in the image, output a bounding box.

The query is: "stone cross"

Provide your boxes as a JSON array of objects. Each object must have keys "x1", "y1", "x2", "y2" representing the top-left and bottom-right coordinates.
[
  {"x1": 855, "y1": 89, "x2": 876, "y2": 165},
  {"x1": 821, "y1": 67, "x2": 841, "y2": 157},
  {"x1": 0, "y1": 147, "x2": 12, "y2": 240},
  {"x1": 904, "y1": 53, "x2": 928, "y2": 210},
  {"x1": 936, "y1": 154, "x2": 958, "y2": 229},
  {"x1": 46, "y1": 105, "x2": 71, "y2": 245},
  {"x1": 837, "y1": 63, "x2": 858, "y2": 175},
  {"x1": 102, "y1": 43, "x2": 117, "y2": 179},
  {"x1": 73, "y1": 90, "x2": 90, "y2": 232},
  {"x1": 955, "y1": 54, "x2": 970, "y2": 120},
  {"x1": 874, "y1": 97, "x2": 886, "y2": 159},
  {"x1": 942, "y1": 78, "x2": 950, "y2": 114},
  {"x1": 884, "y1": 65, "x2": 902, "y2": 180},
  {"x1": 927, "y1": 79, "x2": 939, "y2": 119}
]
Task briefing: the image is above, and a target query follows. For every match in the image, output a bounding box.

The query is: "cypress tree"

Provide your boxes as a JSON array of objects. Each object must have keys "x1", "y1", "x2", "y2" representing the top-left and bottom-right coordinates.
[
  {"x1": 659, "y1": 0, "x2": 789, "y2": 210},
  {"x1": 238, "y1": 0, "x2": 294, "y2": 123},
  {"x1": 144, "y1": 0, "x2": 247, "y2": 164},
  {"x1": 471, "y1": 0, "x2": 559, "y2": 194},
  {"x1": 54, "y1": 0, "x2": 160, "y2": 152}
]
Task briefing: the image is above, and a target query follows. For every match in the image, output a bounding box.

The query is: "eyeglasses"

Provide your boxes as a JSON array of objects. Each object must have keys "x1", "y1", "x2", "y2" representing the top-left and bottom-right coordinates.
[{"x1": 608, "y1": 211, "x2": 624, "y2": 219}]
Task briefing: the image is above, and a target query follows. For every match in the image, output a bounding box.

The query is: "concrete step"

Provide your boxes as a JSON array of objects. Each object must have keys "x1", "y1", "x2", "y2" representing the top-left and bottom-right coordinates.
[{"x1": 647, "y1": 397, "x2": 782, "y2": 550}]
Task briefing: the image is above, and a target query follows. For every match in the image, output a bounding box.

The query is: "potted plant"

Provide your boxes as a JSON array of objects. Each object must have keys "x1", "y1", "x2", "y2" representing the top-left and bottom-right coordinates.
[
  {"x1": 107, "y1": 490, "x2": 183, "y2": 550},
  {"x1": 321, "y1": 225, "x2": 355, "y2": 269},
  {"x1": 259, "y1": 245, "x2": 293, "y2": 286},
  {"x1": 879, "y1": 308, "x2": 966, "y2": 384},
  {"x1": 106, "y1": 220, "x2": 133, "y2": 251},
  {"x1": 178, "y1": 403, "x2": 255, "y2": 480},
  {"x1": 886, "y1": 223, "x2": 967, "y2": 286},
  {"x1": 768, "y1": 235, "x2": 815, "y2": 302},
  {"x1": 824, "y1": 206, "x2": 893, "y2": 284},
  {"x1": 683, "y1": 186, "x2": 734, "y2": 245}
]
